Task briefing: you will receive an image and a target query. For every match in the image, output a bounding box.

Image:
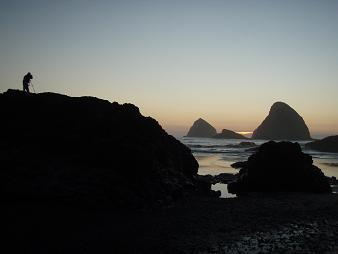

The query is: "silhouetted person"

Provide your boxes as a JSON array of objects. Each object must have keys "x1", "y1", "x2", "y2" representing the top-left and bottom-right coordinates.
[{"x1": 23, "y1": 72, "x2": 33, "y2": 93}]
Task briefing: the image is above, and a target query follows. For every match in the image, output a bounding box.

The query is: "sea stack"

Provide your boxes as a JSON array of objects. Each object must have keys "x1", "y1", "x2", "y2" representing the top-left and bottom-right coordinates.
[
  {"x1": 186, "y1": 118, "x2": 217, "y2": 138},
  {"x1": 213, "y1": 129, "x2": 248, "y2": 139},
  {"x1": 252, "y1": 102, "x2": 311, "y2": 140}
]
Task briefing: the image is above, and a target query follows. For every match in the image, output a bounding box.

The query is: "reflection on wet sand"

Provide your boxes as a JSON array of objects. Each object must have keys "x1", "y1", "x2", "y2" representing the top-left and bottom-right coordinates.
[{"x1": 195, "y1": 154, "x2": 238, "y2": 176}]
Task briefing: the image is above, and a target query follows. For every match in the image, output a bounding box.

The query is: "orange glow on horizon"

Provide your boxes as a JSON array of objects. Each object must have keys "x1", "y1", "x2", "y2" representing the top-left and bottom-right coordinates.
[{"x1": 236, "y1": 131, "x2": 253, "y2": 135}]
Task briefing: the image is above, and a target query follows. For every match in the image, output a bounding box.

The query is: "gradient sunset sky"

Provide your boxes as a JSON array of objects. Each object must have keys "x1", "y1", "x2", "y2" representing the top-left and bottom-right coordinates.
[{"x1": 1, "y1": 0, "x2": 337, "y2": 137}]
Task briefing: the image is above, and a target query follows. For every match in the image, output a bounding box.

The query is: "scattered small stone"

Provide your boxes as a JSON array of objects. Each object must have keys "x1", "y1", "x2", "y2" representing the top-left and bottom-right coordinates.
[{"x1": 216, "y1": 221, "x2": 337, "y2": 254}]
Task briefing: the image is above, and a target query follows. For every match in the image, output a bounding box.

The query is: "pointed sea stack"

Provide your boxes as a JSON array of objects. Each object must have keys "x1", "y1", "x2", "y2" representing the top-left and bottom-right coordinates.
[
  {"x1": 213, "y1": 129, "x2": 248, "y2": 139},
  {"x1": 186, "y1": 118, "x2": 217, "y2": 138},
  {"x1": 252, "y1": 102, "x2": 311, "y2": 140}
]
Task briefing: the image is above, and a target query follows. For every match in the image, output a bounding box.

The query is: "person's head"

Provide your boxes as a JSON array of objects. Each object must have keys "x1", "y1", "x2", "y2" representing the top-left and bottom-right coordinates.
[{"x1": 27, "y1": 72, "x2": 33, "y2": 78}]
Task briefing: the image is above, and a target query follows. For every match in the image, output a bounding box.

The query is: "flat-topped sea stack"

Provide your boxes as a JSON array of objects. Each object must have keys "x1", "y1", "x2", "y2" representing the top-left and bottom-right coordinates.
[
  {"x1": 252, "y1": 102, "x2": 311, "y2": 140},
  {"x1": 213, "y1": 129, "x2": 248, "y2": 139},
  {"x1": 0, "y1": 89, "x2": 204, "y2": 207},
  {"x1": 305, "y1": 135, "x2": 338, "y2": 153},
  {"x1": 228, "y1": 141, "x2": 331, "y2": 194},
  {"x1": 186, "y1": 118, "x2": 217, "y2": 138}
]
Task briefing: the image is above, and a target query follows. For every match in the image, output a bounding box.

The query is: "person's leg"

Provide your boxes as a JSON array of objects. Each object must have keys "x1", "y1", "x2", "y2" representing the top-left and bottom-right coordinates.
[{"x1": 23, "y1": 83, "x2": 30, "y2": 93}]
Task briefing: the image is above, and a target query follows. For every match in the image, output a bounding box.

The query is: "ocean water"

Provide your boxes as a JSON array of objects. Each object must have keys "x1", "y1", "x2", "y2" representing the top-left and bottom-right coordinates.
[
  {"x1": 181, "y1": 137, "x2": 338, "y2": 198},
  {"x1": 180, "y1": 137, "x2": 338, "y2": 179}
]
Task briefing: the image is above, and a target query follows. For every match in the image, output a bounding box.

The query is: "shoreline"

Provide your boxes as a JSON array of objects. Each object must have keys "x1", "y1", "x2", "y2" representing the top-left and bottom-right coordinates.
[{"x1": 194, "y1": 152, "x2": 338, "y2": 179}]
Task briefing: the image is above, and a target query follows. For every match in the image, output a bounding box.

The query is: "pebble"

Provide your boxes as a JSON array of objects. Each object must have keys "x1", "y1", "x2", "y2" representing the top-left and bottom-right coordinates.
[{"x1": 206, "y1": 221, "x2": 338, "y2": 254}]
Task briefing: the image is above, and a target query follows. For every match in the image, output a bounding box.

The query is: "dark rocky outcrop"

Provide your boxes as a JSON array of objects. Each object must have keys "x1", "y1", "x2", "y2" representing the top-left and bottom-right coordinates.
[
  {"x1": 197, "y1": 173, "x2": 237, "y2": 185},
  {"x1": 305, "y1": 135, "x2": 338, "y2": 153},
  {"x1": 252, "y1": 102, "x2": 311, "y2": 140},
  {"x1": 0, "y1": 89, "x2": 210, "y2": 207},
  {"x1": 186, "y1": 118, "x2": 217, "y2": 138},
  {"x1": 195, "y1": 175, "x2": 221, "y2": 197},
  {"x1": 212, "y1": 173, "x2": 237, "y2": 184},
  {"x1": 228, "y1": 141, "x2": 331, "y2": 194},
  {"x1": 212, "y1": 129, "x2": 248, "y2": 139},
  {"x1": 231, "y1": 161, "x2": 248, "y2": 169}
]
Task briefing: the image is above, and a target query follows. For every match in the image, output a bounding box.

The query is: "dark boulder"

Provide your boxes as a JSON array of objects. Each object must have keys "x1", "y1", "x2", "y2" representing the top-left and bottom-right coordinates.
[
  {"x1": 213, "y1": 129, "x2": 248, "y2": 139},
  {"x1": 212, "y1": 173, "x2": 237, "y2": 184},
  {"x1": 195, "y1": 175, "x2": 221, "y2": 197},
  {"x1": 0, "y1": 90, "x2": 201, "y2": 207},
  {"x1": 231, "y1": 161, "x2": 248, "y2": 169},
  {"x1": 305, "y1": 135, "x2": 338, "y2": 153},
  {"x1": 252, "y1": 102, "x2": 311, "y2": 140},
  {"x1": 186, "y1": 118, "x2": 217, "y2": 138},
  {"x1": 228, "y1": 141, "x2": 331, "y2": 194}
]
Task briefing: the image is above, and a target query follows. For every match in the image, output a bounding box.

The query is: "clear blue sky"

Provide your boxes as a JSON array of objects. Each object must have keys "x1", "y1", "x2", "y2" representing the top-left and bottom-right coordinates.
[{"x1": 1, "y1": 0, "x2": 337, "y2": 137}]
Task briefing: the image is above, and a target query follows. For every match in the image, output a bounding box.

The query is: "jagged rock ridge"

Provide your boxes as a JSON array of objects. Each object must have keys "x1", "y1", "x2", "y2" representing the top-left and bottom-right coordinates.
[
  {"x1": 186, "y1": 118, "x2": 217, "y2": 138},
  {"x1": 213, "y1": 129, "x2": 248, "y2": 139},
  {"x1": 252, "y1": 102, "x2": 311, "y2": 140}
]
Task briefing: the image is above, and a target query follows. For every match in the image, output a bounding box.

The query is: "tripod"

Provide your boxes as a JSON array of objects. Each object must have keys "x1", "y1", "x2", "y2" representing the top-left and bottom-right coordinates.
[{"x1": 31, "y1": 83, "x2": 36, "y2": 93}]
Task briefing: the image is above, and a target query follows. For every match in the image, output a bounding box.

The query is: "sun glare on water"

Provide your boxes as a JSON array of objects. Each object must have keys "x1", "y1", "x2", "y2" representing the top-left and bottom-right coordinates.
[{"x1": 236, "y1": 131, "x2": 253, "y2": 135}]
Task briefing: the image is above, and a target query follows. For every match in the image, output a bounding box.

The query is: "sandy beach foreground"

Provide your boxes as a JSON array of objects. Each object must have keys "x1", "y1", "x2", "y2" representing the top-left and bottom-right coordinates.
[{"x1": 5, "y1": 193, "x2": 338, "y2": 254}]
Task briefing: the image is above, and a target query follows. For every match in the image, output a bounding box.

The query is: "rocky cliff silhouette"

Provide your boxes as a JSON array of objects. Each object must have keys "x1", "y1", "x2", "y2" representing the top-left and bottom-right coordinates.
[
  {"x1": 252, "y1": 102, "x2": 311, "y2": 140},
  {"x1": 0, "y1": 90, "x2": 202, "y2": 207},
  {"x1": 186, "y1": 118, "x2": 217, "y2": 138}
]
